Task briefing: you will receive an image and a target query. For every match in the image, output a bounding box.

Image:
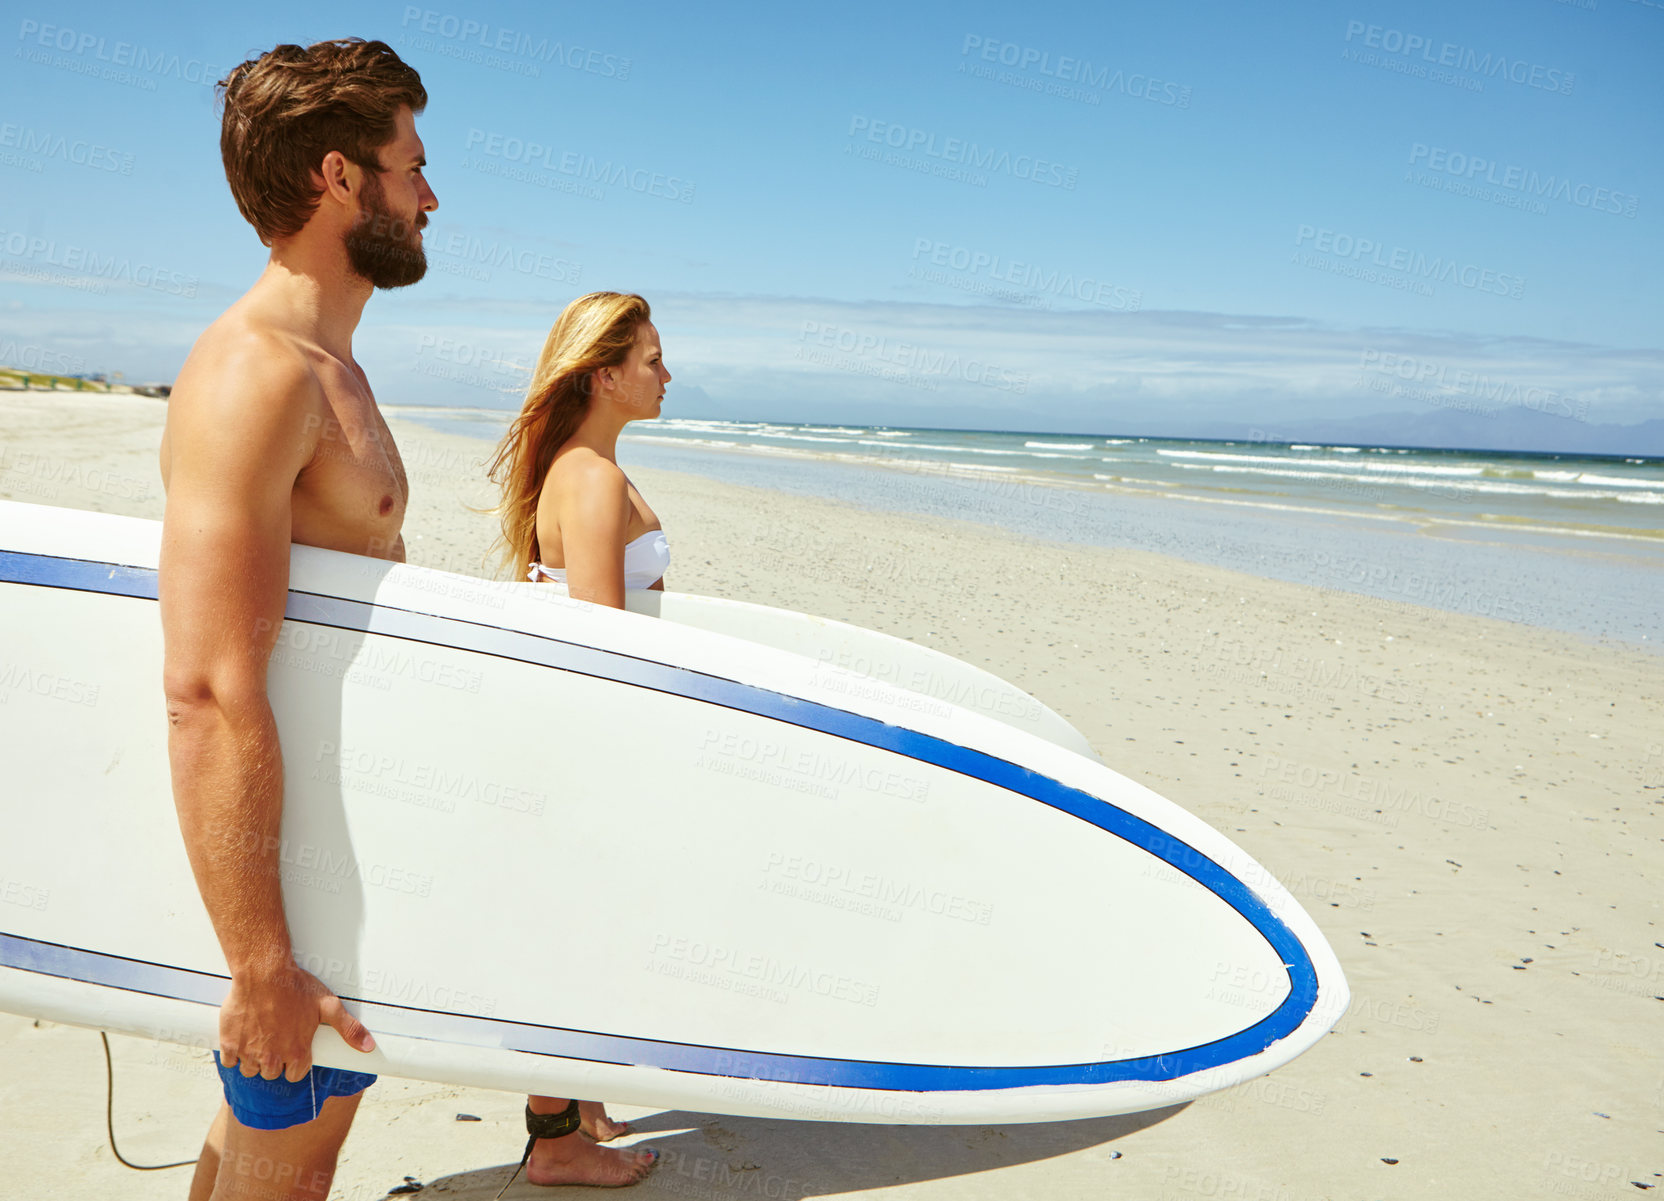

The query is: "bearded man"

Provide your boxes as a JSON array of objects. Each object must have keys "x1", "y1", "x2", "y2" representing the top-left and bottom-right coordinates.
[{"x1": 158, "y1": 38, "x2": 654, "y2": 1199}]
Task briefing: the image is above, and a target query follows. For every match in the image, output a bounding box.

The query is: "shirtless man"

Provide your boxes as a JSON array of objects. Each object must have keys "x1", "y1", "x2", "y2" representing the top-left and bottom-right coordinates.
[{"x1": 159, "y1": 38, "x2": 655, "y2": 1199}]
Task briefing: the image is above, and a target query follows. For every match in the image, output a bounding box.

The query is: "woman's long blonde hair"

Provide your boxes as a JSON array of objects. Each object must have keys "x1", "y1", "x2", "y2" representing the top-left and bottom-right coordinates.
[{"x1": 487, "y1": 291, "x2": 652, "y2": 573}]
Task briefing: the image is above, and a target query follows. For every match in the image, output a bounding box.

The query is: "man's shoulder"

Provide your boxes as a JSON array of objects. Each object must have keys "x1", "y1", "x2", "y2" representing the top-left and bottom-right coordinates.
[{"x1": 172, "y1": 314, "x2": 321, "y2": 421}]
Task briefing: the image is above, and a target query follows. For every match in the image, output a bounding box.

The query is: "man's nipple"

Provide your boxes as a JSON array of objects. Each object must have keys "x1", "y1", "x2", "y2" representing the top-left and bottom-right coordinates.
[{"x1": 379, "y1": 495, "x2": 395, "y2": 516}]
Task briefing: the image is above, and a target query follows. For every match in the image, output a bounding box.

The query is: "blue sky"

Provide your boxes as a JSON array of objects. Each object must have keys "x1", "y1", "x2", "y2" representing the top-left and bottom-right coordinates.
[{"x1": 1, "y1": 0, "x2": 1660, "y2": 437}]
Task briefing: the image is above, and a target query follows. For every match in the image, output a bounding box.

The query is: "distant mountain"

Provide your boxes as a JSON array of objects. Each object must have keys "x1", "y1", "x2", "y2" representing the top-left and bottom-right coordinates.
[
  {"x1": 997, "y1": 406, "x2": 1664, "y2": 457},
  {"x1": 1200, "y1": 409, "x2": 1664, "y2": 457}
]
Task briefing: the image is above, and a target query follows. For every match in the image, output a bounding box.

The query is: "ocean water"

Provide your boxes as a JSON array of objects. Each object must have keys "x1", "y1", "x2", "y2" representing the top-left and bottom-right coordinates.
[
  {"x1": 631, "y1": 419, "x2": 1664, "y2": 539},
  {"x1": 390, "y1": 407, "x2": 1663, "y2": 648}
]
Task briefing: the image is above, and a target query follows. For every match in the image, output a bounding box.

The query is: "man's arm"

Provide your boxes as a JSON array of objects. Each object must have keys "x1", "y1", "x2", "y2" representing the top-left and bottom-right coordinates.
[{"x1": 159, "y1": 339, "x2": 374, "y2": 1082}]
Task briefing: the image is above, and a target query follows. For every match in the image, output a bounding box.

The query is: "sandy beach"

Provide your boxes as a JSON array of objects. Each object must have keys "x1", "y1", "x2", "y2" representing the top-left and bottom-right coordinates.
[{"x1": 1, "y1": 389, "x2": 1660, "y2": 1199}]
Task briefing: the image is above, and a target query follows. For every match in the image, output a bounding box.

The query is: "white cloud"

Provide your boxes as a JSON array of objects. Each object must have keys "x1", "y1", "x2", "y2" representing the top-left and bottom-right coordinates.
[{"x1": 3, "y1": 287, "x2": 1656, "y2": 429}]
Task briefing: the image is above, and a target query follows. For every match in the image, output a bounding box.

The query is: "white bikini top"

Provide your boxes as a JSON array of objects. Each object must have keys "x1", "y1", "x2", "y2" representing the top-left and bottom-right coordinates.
[{"x1": 527, "y1": 529, "x2": 670, "y2": 590}]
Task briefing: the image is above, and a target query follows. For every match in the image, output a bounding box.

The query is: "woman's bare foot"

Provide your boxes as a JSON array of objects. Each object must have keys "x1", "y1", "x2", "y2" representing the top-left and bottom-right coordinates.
[
  {"x1": 579, "y1": 1100, "x2": 634, "y2": 1143},
  {"x1": 525, "y1": 1128, "x2": 658, "y2": 1188}
]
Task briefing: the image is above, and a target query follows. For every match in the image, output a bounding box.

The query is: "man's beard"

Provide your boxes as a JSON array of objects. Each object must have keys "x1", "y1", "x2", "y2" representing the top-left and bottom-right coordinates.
[{"x1": 344, "y1": 171, "x2": 427, "y2": 289}]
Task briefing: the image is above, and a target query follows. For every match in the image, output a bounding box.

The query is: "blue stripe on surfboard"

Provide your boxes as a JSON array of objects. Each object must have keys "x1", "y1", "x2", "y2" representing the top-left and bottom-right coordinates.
[
  {"x1": 0, "y1": 551, "x2": 158, "y2": 600},
  {"x1": 1, "y1": 932, "x2": 1286, "y2": 1090},
  {"x1": 0, "y1": 549, "x2": 1321, "y2": 1090}
]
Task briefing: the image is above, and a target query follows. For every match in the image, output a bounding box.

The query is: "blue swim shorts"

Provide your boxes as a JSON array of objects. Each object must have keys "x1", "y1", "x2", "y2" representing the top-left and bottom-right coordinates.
[{"x1": 213, "y1": 1053, "x2": 376, "y2": 1131}]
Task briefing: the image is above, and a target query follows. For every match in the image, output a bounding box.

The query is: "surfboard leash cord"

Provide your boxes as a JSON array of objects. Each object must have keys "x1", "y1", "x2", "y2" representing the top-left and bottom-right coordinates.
[
  {"x1": 96, "y1": 1033, "x2": 593, "y2": 1192},
  {"x1": 492, "y1": 1100, "x2": 584, "y2": 1200},
  {"x1": 100, "y1": 1031, "x2": 199, "y2": 1171}
]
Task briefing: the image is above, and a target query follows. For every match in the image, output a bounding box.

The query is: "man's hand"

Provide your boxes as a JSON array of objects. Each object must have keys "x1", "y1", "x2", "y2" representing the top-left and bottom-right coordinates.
[{"x1": 219, "y1": 961, "x2": 377, "y2": 1083}]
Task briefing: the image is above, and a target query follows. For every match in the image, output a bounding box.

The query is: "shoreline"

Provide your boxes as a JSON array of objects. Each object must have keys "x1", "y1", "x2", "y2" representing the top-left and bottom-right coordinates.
[
  {"x1": 375, "y1": 403, "x2": 1664, "y2": 468},
  {"x1": 618, "y1": 438, "x2": 1663, "y2": 651},
  {"x1": 2, "y1": 390, "x2": 1661, "y2": 1199},
  {"x1": 385, "y1": 406, "x2": 1664, "y2": 651}
]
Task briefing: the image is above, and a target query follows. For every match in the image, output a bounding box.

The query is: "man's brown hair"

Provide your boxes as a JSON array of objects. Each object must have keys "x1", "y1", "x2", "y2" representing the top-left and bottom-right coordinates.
[{"x1": 217, "y1": 38, "x2": 427, "y2": 245}]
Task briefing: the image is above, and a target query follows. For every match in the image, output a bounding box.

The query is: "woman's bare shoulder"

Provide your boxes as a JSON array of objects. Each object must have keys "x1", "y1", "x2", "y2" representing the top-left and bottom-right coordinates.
[{"x1": 548, "y1": 446, "x2": 627, "y2": 493}]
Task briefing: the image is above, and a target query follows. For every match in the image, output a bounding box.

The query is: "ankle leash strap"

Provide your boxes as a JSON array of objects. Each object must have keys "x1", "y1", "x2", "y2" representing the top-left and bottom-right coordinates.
[{"x1": 493, "y1": 1099, "x2": 581, "y2": 1199}]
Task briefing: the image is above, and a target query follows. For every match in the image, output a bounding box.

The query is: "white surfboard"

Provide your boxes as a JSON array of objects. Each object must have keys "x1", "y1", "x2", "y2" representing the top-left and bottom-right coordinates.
[
  {"x1": 0, "y1": 499, "x2": 1348, "y2": 1124},
  {"x1": 325, "y1": 568, "x2": 1098, "y2": 760},
  {"x1": 618, "y1": 590, "x2": 1099, "y2": 761}
]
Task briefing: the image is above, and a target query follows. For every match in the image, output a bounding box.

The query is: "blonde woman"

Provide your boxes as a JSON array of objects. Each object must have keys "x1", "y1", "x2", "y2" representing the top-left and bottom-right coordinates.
[
  {"x1": 492, "y1": 291, "x2": 671, "y2": 606},
  {"x1": 486, "y1": 292, "x2": 669, "y2": 1188}
]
